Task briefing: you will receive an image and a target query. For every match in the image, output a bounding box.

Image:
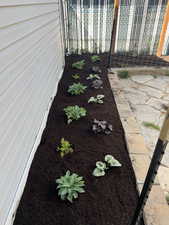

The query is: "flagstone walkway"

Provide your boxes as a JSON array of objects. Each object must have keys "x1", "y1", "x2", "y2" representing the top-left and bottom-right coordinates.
[{"x1": 119, "y1": 74, "x2": 169, "y2": 196}]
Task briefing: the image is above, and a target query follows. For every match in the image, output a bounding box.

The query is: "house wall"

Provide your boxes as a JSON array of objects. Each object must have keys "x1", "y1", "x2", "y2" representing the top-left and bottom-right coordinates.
[{"x1": 0, "y1": 1, "x2": 65, "y2": 225}]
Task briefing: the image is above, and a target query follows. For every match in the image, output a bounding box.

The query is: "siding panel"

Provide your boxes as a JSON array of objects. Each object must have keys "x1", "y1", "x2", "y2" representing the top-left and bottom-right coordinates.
[{"x1": 0, "y1": 1, "x2": 64, "y2": 225}]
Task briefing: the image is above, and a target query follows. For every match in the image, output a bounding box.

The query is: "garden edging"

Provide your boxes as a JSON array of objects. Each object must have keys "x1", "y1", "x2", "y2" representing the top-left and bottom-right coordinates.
[{"x1": 108, "y1": 71, "x2": 169, "y2": 225}]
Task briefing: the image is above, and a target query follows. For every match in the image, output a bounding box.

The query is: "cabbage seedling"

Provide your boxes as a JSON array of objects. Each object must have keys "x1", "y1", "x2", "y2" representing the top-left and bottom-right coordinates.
[
  {"x1": 68, "y1": 82, "x2": 87, "y2": 95},
  {"x1": 64, "y1": 105, "x2": 87, "y2": 124},
  {"x1": 72, "y1": 60, "x2": 85, "y2": 70}
]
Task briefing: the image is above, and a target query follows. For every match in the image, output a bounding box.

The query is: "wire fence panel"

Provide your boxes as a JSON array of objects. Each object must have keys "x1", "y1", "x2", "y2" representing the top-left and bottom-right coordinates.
[
  {"x1": 63, "y1": 0, "x2": 114, "y2": 54},
  {"x1": 115, "y1": 0, "x2": 168, "y2": 55}
]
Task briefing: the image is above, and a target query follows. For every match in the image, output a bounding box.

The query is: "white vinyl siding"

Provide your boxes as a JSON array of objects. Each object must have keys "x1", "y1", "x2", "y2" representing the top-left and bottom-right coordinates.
[{"x1": 0, "y1": 1, "x2": 64, "y2": 225}]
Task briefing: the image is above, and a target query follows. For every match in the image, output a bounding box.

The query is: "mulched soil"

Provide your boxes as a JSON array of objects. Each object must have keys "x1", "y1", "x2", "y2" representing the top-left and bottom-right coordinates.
[
  {"x1": 14, "y1": 54, "x2": 140, "y2": 225},
  {"x1": 110, "y1": 54, "x2": 169, "y2": 67}
]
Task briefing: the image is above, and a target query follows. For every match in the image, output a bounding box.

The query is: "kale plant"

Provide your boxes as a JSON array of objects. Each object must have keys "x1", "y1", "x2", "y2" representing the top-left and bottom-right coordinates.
[
  {"x1": 68, "y1": 82, "x2": 87, "y2": 95},
  {"x1": 91, "y1": 55, "x2": 101, "y2": 63},
  {"x1": 91, "y1": 79, "x2": 103, "y2": 89},
  {"x1": 64, "y1": 105, "x2": 87, "y2": 124},
  {"x1": 93, "y1": 155, "x2": 122, "y2": 177},
  {"x1": 86, "y1": 74, "x2": 101, "y2": 80},
  {"x1": 88, "y1": 95, "x2": 104, "y2": 104},
  {"x1": 72, "y1": 74, "x2": 80, "y2": 80},
  {"x1": 56, "y1": 170, "x2": 85, "y2": 203},
  {"x1": 57, "y1": 138, "x2": 74, "y2": 157},
  {"x1": 72, "y1": 60, "x2": 85, "y2": 70},
  {"x1": 92, "y1": 119, "x2": 113, "y2": 134}
]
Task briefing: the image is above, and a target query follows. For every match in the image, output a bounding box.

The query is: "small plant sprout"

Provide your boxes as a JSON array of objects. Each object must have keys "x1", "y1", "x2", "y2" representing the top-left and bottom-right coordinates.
[
  {"x1": 105, "y1": 155, "x2": 122, "y2": 167},
  {"x1": 56, "y1": 170, "x2": 85, "y2": 203},
  {"x1": 91, "y1": 55, "x2": 101, "y2": 63},
  {"x1": 57, "y1": 138, "x2": 74, "y2": 157},
  {"x1": 93, "y1": 155, "x2": 122, "y2": 177},
  {"x1": 142, "y1": 122, "x2": 160, "y2": 131},
  {"x1": 93, "y1": 161, "x2": 107, "y2": 177},
  {"x1": 86, "y1": 74, "x2": 101, "y2": 80},
  {"x1": 64, "y1": 105, "x2": 87, "y2": 124},
  {"x1": 72, "y1": 60, "x2": 85, "y2": 70},
  {"x1": 88, "y1": 95, "x2": 104, "y2": 104},
  {"x1": 72, "y1": 74, "x2": 80, "y2": 80},
  {"x1": 68, "y1": 82, "x2": 87, "y2": 95},
  {"x1": 118, "y1": 71, "x2": 129, "y2": 79}
]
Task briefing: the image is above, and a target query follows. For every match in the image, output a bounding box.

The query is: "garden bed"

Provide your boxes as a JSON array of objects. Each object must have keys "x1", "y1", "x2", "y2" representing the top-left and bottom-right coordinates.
[{"x1": 14, "y1": 54, "x2": 139, "y2": 225}]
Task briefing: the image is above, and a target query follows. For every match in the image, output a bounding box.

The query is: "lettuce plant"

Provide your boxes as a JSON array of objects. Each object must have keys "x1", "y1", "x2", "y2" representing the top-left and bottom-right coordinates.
[
  {"x1": 56, "y1": 170, "x2": 85, "y2": 203},
  {"x1": 68, "y1": 82, "x2": 87, "y2": 95},
  {"x1": 72, "y1": 60, "x2": 85, "y2": 70},
  {"x1": 64, "y1": 105, "x2": 87, "y2": 124},
  {"x1": 91, "y1": 55, "x2": 101, "y2": 63},
  {"x1": 86, "y1": 74, "x2": 101, "y2": 80},
  {"x1": 93, "y1": 155, "x2": 122, "y2": 177},
  {"x1": 72, "y1": 74, "x2": 80, "y2": 79},
  {"x1": 57, "y1": 138, "x2": 74, "y2": 157},
  {"x1": 88, "y1": 95, "x2": 104, "y2": 104}
]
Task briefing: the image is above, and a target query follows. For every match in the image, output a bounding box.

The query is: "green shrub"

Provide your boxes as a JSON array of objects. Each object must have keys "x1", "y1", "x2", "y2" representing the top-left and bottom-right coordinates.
[
  {"x1": 86, "y1": 74, "x2": 101, "y2": 80},
  {"x1": 68, "y1": 82, "x2": 87, "y2": 95},
  {"x1": 72, "y1": 60, "x2": 85, "y2": 70},
  {"x1": 57, "y1": 138, "x2": 74, "y2": 157},
  {"x1": 118, "y1": 71, "x2": 129, "y2": 79},
  {"x1": 88, "y1": 95, "x2": 104, "y2": 104},
  {"x1": 64, "y1": 105, "x2": 87, "y2": 124},
  {"x1": 56, "y1": 170, "x2": 85, "y2": 203},
  {"x1": 142, "y1": 122, "x2": 160, "y2": 131},
  {"x1": 91, "y1": 55, "x2": 101, "y2": 63},
  {"x1": 72, "y1": 74, "x2": 80, "y2": 79}
]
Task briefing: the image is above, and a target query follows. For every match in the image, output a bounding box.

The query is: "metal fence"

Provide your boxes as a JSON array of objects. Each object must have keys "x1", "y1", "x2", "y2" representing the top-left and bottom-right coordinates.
[{"x1": 63, "y1": 0, "x2": 169, "y2": 55}]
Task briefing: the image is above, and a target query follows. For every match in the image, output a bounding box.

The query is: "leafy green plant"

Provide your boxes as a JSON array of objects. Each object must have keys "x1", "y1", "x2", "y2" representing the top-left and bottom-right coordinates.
[
  {"x1": 93, "y1": 161, "x2": 107, "y2": 177},
  {"x1": 118, "y1": 71, "x2": 129, "y2": 79},
  {"x1": 56, "y1": 170, "x2": 85, "y2": 203},
  {"x1": 57, "y1": 138, "x2": 74, "y2": 157},
  {"x1": 88, "y1": 95, "x2": 104, "y2": 104},
  {"x1": 142, "y1": 122, "x2": 160, "y2": 131},
  {"x1": 91, "y1": 55, "x2": 101, "y2": 63},
  {"x1": 72, "y1": 74, "x2": 80, "y2": 80},
  {"x1": 64, "y1": 105, "x2": 87, "y2": 124},
  {"x1": 86, "y1": 74, "x2": 101, "y2": 80},
  {"x1": 68, "y1": 82, "x2": 87, "y2": 95},
  {"x1": 93, "y1": 154, "x2": 122, "y2": 177},
  {"x1": 72, "y1": 60, "x2": 85, "y2": 70},
  {"x1": 105, "y1": 155, "x2": 122, "y2": 167}
]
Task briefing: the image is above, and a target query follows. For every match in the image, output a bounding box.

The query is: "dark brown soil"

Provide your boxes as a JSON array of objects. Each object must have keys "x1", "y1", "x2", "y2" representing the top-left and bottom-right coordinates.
[
  {"x1": 110, "y1": 54, "x2": 169, "y2": 68},
  {"x1": 14, "y1": 54, "x2": 140, "y2": 225}
]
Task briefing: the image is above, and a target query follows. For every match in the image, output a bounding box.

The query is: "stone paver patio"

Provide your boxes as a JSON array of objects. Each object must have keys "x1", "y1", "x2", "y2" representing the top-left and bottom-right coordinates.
[{"x1": 119, "y1": 74, "x2": 169, "y2": 196}]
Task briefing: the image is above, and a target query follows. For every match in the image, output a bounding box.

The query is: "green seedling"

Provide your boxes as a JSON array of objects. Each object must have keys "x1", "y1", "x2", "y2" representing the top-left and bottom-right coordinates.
[
  {"x1": 72, "y1": 74, "x2": 80, "y2": 79},
  {"x1": 56, "y1": 170, "x2": 85, "y2": 203},
  {"x1": 64, "y1": 105, "x2": 87, "y2": 124},
  {"x1": 88, "y1": 95, "x2": 104, "y2": 104},
  {"x1": 91, "y1": 55, "x2": 101, "y2": 63},
  {"x1": 57, "y1": 138, "x2": 74, "y2": 157},
  {"x1": 68, "y1": 82, "x2": 87, "y2": 95},
  {"x1": 72, "y1": 60, "x2": 85, "y2": 70},
  {"x1": 142, "y1": 122, "x2": 160, "y2": 131}
]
